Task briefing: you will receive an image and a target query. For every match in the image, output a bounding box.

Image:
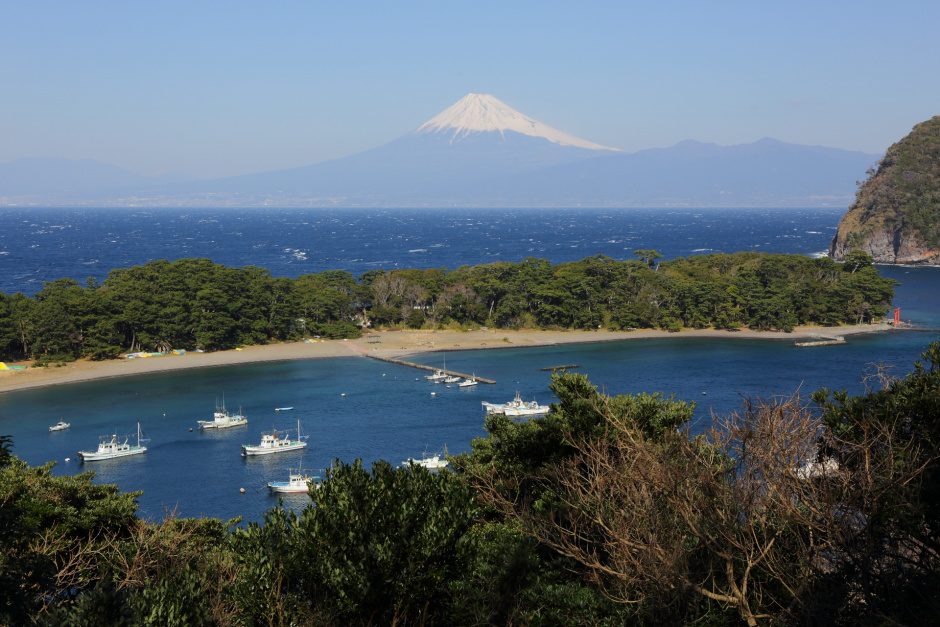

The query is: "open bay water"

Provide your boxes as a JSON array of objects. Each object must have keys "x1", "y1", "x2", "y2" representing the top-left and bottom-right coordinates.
[{"x1": 1, "y1": 207, "x2": 938, "y2": 524}]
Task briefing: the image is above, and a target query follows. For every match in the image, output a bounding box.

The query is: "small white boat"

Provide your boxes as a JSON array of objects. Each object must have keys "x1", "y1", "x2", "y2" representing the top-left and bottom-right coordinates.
[
  {"x1": 444, "y1": 375, "x2": 461, "y2": 384},
  {"x1": 458, "y1": 376, "x2": 478, "y2": 387},
  {"x1": 198, "y1": 397, "x2": 248, "y2": 430},
  {"x1": 242, "y1": 420, "x2": 308, "y2": 456},
  {"x1": 424, "y1": 369, "x2": 446, "y2": 381},
  {"x1": 483, "y1": 391, "x2": 548, "y2": 416},
  {"x1": 426, "y1": 357, "x2": 450, "y2": 382},
  {"x1": 402, "y1": 449, "x2": 449, "y2": 470},
  {"x1": 503, "y1": 400, "x2": 548, "y2": 417},
  {"x1": 49, "y1": 420, "x2": 71, "y2": 432},
  {"x1": 267, "y1": 468, "x2": 320, "y2": 493},
  {"x1": 78, "y1": 423, "x2": 148, "y2": 462},
  {"x1": 275, "y1": 407, "x2": 294, "y2": 411}
]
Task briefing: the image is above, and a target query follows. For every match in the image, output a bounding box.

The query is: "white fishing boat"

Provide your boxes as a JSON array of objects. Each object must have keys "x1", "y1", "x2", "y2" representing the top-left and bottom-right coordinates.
[
  {"x1": 49, "y1": 420, "x2": 71, "y2": 432},
  {"x1": 425, "y1": 357, "x2": 449, "y2": 382},
  {"x1": 242, "y1": 420, "x2": 308, "y2": 456},
  {"x1": 483, "y1": 391, "x2": 548, "y2": 416},
  {"x1": 402, "y1": 449, "x2": 449, "y2": 470},
  {"x1": 503, "y1": 399, "x2": 548, "y2": 417},
  {"x1": 267, "y1": 468, "x2": 320, "y2": 493},
  {"x1": 444, "y1": 375, "x2": 461, "y2": 384},
  {"x1": 458, "y1": 376, "x2": 478, "y2": 387},
  {"x1": 198, "y1": 397, "x2": 248, "y2": 430},
  {"x1": 424, "y1": 369, "x2": 446, "y2": 381},
  {"x1": 78, "y1": 423, "x2": 148, "y2": 462}
]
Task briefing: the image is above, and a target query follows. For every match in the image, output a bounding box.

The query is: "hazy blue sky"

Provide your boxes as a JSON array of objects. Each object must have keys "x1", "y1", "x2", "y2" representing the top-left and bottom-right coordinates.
[{"x1": 2, "y1": 1, "x2": 937, "y2": 178}]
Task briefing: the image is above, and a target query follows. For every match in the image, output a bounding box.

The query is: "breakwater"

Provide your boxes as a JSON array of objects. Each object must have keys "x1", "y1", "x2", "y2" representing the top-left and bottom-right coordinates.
[
  {"x1": 795, "y1": 334, "x2": 846, "y2": 348},
  {"x1": 363, "y1": 354, "x2": 496, "y2": 384}
]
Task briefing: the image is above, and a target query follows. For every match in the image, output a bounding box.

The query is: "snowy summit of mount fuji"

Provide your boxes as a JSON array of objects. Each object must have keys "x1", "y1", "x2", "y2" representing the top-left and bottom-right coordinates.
[{"x1": 414, "y1": 93, "x2": 620, "y2": 151}]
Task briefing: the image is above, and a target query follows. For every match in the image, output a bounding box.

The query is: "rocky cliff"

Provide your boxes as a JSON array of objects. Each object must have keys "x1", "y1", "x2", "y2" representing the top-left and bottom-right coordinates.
[{"x1": 830, "y1": 116, "x2": 940, "y2": 264}]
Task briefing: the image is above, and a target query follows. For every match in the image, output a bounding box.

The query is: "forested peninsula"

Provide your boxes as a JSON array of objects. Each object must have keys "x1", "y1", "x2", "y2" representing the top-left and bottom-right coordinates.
[
  {"x1": 830, "y1": 115, "x2": 940, "y2": 263},
  {"x1": 0, "y1": 251, "x2": 895, "y2": 363}
]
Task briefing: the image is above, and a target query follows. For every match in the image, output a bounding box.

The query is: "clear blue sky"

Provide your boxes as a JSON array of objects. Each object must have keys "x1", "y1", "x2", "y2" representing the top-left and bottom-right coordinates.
[{"x1": 2, "y1": 1, "x2": 937, "y2": 178}]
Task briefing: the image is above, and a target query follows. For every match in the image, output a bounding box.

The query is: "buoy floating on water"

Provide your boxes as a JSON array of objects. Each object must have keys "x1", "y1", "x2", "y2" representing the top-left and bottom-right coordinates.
[{"x1": 240, "y1": 488, "x2": 245, "y2": 494}]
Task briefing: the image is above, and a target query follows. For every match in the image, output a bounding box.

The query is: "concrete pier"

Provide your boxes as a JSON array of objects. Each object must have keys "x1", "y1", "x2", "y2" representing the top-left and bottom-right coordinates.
[
  {"x1": 364, "y1": 353, "x2": 496, "y2": 384},
  {"x1": 795, "y1": 334, "x2": 845, "y2": 347}
]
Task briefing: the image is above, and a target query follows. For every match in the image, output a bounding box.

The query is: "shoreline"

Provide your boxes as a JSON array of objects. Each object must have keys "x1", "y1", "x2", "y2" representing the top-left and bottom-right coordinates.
[{"x1": 0, "y1": 324, "x2": 893, "y2": 394}]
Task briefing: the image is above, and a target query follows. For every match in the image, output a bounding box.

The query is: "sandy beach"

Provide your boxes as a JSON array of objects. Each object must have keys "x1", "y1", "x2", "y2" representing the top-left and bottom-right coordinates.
[{"x1": 0, "y1": 324, "x2": 891, "y2": 394}]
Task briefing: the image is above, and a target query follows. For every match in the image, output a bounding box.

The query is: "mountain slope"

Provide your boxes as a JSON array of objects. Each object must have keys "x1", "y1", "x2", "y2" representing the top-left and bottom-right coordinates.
[
  {"x1": 829, "y1": 116, "x2": 940, "y2": 263},
  {"x1": 0, "y1": 95, "x2": 881, "y2": 207},
  {"x1": 415, "y1": 93, "x2": 619, "y2": 150},
  {"x1": 471, "y1": 138, "x2": 877, "y2": 207},
  {"x1": 0, "y1": 157, "x2": 195, "y2": 198},
  {"x1": 164, "y1": 94, "x2": 618, "y2": 202}
]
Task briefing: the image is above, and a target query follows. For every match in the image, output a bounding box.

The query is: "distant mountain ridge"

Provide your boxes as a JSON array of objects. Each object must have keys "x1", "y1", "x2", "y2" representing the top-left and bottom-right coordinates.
[
  {"x1": 0, "y1": 157, "x2": 194, "y2": 199},
  {"x1": 0, "y1": 94, "x2": 879, "y2": 207}
]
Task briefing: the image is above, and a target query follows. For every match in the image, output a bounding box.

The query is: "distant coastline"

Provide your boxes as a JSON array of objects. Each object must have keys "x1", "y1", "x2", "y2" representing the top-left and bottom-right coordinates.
[{"x1": 0, "y1": 324, "x2": 892, "y2": 394}]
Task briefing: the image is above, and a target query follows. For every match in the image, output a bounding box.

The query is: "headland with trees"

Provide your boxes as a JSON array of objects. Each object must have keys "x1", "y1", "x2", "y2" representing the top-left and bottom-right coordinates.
[{"x1": 0, "y1": 249, "x2": 895, "y2": 365}]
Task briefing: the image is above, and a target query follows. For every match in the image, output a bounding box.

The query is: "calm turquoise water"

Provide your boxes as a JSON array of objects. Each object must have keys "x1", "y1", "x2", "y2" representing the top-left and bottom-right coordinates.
[{"x1": 0, "y1": 208, "x2": 937, "y2": 524}]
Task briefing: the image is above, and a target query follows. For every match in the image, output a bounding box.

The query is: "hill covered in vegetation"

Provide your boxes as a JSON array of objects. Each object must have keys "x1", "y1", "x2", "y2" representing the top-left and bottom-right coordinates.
[
  {"x1": 0, "y1": 251, "x2": 895, "y2": 363},
  {"x1": 830, "y1": 115, "x2": 940, "y2": 263}
]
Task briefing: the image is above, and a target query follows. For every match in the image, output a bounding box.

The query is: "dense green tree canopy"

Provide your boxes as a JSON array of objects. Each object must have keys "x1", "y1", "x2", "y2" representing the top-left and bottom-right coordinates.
[{"x1": 0, "y1": 251, "x2": 896, "y2": 363}]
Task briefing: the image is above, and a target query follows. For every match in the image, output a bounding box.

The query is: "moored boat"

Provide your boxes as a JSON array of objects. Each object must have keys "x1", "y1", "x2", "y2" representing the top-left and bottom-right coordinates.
[
  {"x1": 402, "y1": 451, "x2": 449, "y2": 470},
  {"x1": 198, "y1": 397, "x2": 248, "y2": 430},
  {"x1": 78, "y1": 423, "x2": 148, "y2": 462},
  {"x1": 482, "y1": 391, "x2": 548, "y2": 416},
  {"x1": 267, "y1": 468, "x2": 320, "y2": 493},
  {"x1": 503, "y1": 399, "x2": 548, "y2": 417},
  {"x1": 424, "y1": 369, "x2": 446, "y2": 381},
  {"x1": 49, "y1": 420, "x2": 71, "y2": 432},
  {"x1": 242, "y1": 420, "x2": 308, "y2": 456},
  {"x1": 458, "y1": 376, "x2": 478, "y2": 387}
]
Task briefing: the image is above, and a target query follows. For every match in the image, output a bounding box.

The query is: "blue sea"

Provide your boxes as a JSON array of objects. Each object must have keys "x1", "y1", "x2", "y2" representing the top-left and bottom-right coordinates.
[{"x1": 1, "y1": 207, "x2": 938, "y2": 524}]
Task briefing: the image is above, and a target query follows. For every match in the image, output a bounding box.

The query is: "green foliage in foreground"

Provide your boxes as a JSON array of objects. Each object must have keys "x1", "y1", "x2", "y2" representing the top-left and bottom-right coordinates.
[
  {"x1": 5, "y1": 342, "x2": 940, "y2": 625},
  {"x1": 0, "y1": 250, "x2": 896, "y2": 363}
]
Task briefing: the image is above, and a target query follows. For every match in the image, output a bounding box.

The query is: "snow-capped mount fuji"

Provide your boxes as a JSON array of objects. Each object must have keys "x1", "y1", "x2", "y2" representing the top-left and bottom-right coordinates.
[
  {"x1": 154, "y1": 93, "x2": 620, "y2": 203},
  {"x1": 1, "y1": 94, "x2": 881, "y2": 207},
  {"x1": 413, "y1": 93, "x2": 619, "y2": 151}
]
